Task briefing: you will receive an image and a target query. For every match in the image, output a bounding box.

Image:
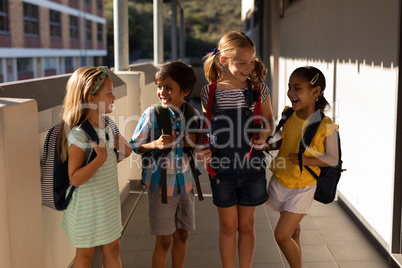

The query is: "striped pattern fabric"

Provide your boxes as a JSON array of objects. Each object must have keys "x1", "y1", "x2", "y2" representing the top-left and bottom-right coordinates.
[
  {"x1": 200, "y1": 83, "x2": 270, "y2": 110},
  {"x1": 62, "y1": 123, "x2": 122, "y2": 248}
]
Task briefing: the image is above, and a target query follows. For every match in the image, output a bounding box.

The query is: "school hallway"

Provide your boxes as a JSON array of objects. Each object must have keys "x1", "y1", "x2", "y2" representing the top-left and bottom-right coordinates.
[{"x1": 91, "y1": 165, "x2": 393, "y2": 268}]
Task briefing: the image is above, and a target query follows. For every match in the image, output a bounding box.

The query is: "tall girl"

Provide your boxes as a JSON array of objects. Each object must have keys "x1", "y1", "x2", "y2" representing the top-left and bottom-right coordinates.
[
  {"x1": 59, "y1": 66, "x2": 132, "y2": 267},
  {"x1": 196, "y1": 31, "x2": 274, "y2": 268},
  {"x1": 266, "y1": 66, "x2": 339, "y2": 267}
]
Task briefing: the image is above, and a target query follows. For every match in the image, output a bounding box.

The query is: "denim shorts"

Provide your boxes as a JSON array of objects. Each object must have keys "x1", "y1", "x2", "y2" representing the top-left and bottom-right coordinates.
[{"x1": 209, "y1": 170, "x2": 268, "y2": 208}]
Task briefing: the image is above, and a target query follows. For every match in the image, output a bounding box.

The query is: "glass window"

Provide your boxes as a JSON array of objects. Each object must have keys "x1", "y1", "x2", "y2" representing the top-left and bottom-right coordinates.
[
  {"x1": 96, "y1": 0, "x2": 102, "y2": 11},
  {"x1": 69, "y1": 15, "x2": 79, "y2": 40},
  {"x1": 85, "y1": 0, "x2": 91, "y2": 9},
  {"x1": 85, "y1": 20, "x2": 92, "y2": 41},
  {"x1": 17, "y1": 58, "x2": 33, "y2": 73},
  {"x1": 44, "y1": 57, "x2": 56, "y2": 70},
  {"x1": 49, "y1": 10, "x2": 61, "y2": 38},
  {"x1": 23, "y1": 3, "x2": 39, "y2": 36},
  {"x1": 0, "y1": 0, "x2": 9, "y2": 33},
  {"x1": 65, "y1": 57, "x2": 74, "y2": 69},
  {"x1": 97, "y1": 23, "x2": 103, "y2": 43}
]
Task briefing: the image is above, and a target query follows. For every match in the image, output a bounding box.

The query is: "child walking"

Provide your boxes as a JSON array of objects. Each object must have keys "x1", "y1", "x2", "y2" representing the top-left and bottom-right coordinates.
[
  {"x1": 60, "y1": 66, "x2": 132, "y2": 267},
  {"x1": 196, "y1": 31, "x2": 274, "y2": 268},
  {"x1": 266, "y1": 66, "x2": 339, "y2": 268},
  {"x1": 130, "y1": 61, "x2": 201, "y2": 268}
]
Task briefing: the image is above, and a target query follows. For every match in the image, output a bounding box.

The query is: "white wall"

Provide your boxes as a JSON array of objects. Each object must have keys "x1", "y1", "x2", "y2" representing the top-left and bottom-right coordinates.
[{"x1": 275, "y1": 0, "x2": 399, "y2": 250}]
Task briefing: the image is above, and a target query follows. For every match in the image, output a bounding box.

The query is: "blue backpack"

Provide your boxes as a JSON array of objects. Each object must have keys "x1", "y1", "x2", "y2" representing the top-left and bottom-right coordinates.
[
  {"x1": 41, "y1": 116, "x2": 119, "y2": 210},
  {"x1": 271, "y1": 108, "x2": 344, "y2": 204}
]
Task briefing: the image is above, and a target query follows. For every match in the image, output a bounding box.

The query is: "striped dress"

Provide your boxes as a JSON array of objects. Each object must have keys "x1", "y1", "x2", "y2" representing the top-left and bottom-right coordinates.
[{"x1": 62, "y1": 123, "x2": 122, "y2": 248}]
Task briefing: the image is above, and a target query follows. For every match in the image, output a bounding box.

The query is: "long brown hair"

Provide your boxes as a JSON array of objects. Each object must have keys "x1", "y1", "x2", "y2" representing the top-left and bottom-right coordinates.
[
  {"x1": 58, "y1": 66, "x2": 110, "y2": 162},
  {"x1": 203, "y1": 31, "x2": 267, "y2": 85}
]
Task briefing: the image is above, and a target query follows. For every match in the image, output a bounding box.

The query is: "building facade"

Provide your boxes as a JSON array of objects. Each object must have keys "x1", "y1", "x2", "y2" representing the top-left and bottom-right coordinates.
[{"x1": 0, "y1": 0, "x2": 107, "y2": 82}]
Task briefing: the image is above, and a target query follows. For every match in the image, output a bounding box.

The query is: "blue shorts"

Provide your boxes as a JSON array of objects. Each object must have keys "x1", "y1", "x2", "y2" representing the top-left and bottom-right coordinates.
[{"x1": 209, "y1": 170, "x2": 268, "y2": 208}]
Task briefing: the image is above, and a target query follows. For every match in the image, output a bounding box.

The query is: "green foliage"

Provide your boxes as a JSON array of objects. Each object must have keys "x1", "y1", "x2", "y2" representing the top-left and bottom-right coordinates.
[{"x1": 104, "y1": 0, "x2": 241, "y2": 66}]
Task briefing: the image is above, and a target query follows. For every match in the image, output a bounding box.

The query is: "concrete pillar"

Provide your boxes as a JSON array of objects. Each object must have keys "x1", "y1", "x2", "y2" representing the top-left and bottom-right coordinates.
[
  {"x1": 154, "y1": 0, "x2": 163, "y2": 65},
  {"x1": 113, "y1": 0, "x2": 129, "y2": 70},
  {"x1": 171, "y1": 0, "x2": 177, "y2": 61},
  {"x1": 0, "y1": 98, "x2": 45, "y2": 268}
]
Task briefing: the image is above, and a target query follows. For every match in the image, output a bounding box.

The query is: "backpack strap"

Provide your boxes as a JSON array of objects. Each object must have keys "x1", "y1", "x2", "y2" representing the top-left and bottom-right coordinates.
[
  {"x1": 267, "y1": 107, "x2": 295, "y2": 142},
  {"x1": 298, "y1": 110, "x2": 325, "y2": 174},
  {"x1": 153, "y1": 101, "x2": 203, "y2": 203},
  {"x1": 204, "y1": 82, "x2": 218, "y2": 180}
]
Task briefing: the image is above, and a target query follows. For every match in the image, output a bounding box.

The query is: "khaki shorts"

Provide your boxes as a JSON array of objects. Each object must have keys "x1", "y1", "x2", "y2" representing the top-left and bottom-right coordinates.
[
  {"x1": 265, "y1": 175, "x2": 316, "y2": 214},
  {"x1": 148, "y1": 189, "x2": 195, "y2": 236}
]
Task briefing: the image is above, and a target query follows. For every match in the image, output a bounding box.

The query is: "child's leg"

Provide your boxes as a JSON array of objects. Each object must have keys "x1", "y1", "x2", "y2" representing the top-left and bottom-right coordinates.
[
  {"x1": 100, "y1": 238, "x2": 122, "y2": 268},
  {"x1": 217, "y1": 205, "x2": 238, "y2": 268},
  {"x1": 152, "y1": 235, "x2": 173, "y2": 268},
  {"x1": 73, "y1": 247, "x2": 96, "y2": 268},
  {"x1": 274, "y1": 211, "x2": 305, "y2": 268},
  {"x1": 237, "y1": 205, "x2": 257, "y2": 268},
  {"x1": 171, "y1": 228, "x2": 189, "y2": 268}
]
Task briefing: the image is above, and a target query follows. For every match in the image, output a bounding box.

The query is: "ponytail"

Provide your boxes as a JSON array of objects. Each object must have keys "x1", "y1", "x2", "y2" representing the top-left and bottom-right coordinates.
[
  {"x1": 203, "y1": 51, "x2": 223, "y2": 84},
  {"x1": 249, "y1": 57, "x2": 267, "y2": 86}
]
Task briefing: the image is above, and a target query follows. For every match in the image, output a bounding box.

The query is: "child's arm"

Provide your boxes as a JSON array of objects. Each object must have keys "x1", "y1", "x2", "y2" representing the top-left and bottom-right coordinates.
[
  {"x1": 287, "y1": 131, "x2": 339, "y2": 167},
  {"x1": 68, "y1": 139, "x2": 107, "y2": 187},
  {"x1": 138, "y1": 134, "x2": 173, "y2": 153},
  {"x1": 253, "y1": 95, "x2": 275, "y2": 150},
  {"x1": 114, "y1": 134, "x2": 133, "y2": 162}
]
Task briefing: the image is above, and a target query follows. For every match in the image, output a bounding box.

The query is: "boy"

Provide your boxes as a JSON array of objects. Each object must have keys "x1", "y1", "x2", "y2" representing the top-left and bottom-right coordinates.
[{"x1": 130, "y1": 61, "x2": 201, "y2": 268}]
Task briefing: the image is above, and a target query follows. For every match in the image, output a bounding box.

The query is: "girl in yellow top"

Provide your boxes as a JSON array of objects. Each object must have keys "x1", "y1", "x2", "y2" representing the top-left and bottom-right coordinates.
[{"x1": 266, "y1": 66, "x2": 339, "y2": 268}]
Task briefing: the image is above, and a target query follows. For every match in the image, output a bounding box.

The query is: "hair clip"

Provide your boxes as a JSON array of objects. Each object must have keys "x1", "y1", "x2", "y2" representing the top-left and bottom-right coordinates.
[
  {"x1": 212, "y1": 48, "x2": 218, "y2": 55},
  {"x1": 90, "y1": 66, "x2": 108, "y2": 95},
  {"x1": 310, "y1": 73, "x2": 319, "y2": 85}
]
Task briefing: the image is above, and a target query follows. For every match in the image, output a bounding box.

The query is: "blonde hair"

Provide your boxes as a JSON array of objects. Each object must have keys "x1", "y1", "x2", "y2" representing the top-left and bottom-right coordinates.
[
  {"x1": 58, "y1": 66, "x2": 110, "y2": 162},
  {"x1": 203, "y1": 31, "x2": 267, "y2": 85}
]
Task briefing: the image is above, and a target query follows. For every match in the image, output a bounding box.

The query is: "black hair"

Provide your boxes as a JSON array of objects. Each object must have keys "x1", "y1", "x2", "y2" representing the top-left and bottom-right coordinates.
[
  {"x1": 291, "y1": 66, "x2": 329, "y2": 111},
  {"x1": 154, "y1": 61, "x2": 197, "y2": 100}
]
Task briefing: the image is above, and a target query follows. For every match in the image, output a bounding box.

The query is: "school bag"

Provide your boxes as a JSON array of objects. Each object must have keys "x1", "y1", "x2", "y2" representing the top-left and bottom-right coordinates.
[
  {"x1": 270, "y1": 107, "x2": 344, "y2": 204},
  {"x1": 143, "y1": 101, "x2": 204, "y2": 204},
  {"x1": 41, "y1": 116, "x2": 119, "y2": 211}
]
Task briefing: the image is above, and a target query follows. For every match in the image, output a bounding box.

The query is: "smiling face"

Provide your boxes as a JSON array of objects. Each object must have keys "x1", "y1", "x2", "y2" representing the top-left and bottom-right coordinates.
[
  {"x1": 221, "y1": 47, "x2": 255, "y2": 83},
  {"x1": 156, "y1": 76, "x2": 190, "y2": 109},
  {"x1": 90, "y1": 77, "x2": 116, "y2": 114},
  {"x1": 287, "y1": 73, "x2": 320, "y2": 118}
]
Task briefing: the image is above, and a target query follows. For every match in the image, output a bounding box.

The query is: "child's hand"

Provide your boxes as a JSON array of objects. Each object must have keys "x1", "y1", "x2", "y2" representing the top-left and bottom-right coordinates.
[
  {"x1": 183, "y1": 134, "x2": 197, "y2": 147},
  {"x1": 155, "y1": 134, "x2": 173, "y2": 149},
  {"x1": 89, "y1": 138, "x2": 108, "y2": 163},
  {"x1": 194, "y1": 146, "x2": 212, "y2": 164},
  {"x1": 250, "y1": 137, "x2": 268, "y2": 151},
  {"x1": 114, "y1": 134, "x2": 132, "y2": 159}
]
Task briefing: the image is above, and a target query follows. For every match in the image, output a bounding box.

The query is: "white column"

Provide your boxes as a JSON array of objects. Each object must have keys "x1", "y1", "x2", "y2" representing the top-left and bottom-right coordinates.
[
  {"x1": 113, "y1": 0, "x2": 129, "y2": 70},
  {"x1": 153, "y1": 0, "x2": 163, "y2": 65},
  {"x1": 171, "y1": 0, "x2": 177, "y2": 61}
]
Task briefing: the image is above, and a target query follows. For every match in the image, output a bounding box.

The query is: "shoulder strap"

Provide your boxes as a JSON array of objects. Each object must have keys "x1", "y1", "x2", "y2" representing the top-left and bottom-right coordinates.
[
  {"x1": 249, "y1": 80, "x2": 261, "y2": 141},
  {"x1": 103, "y1": 115, "x2": 120, "y2": 136},
  {"x1": 154, "y1": 102, "x2": 172, "y2": 135},
  {"x1": 268, "y1": 107, "x2": 295, "y2": 141},
  {"x1": 297, "y1": 110, "x2": 325, "y2": 173}
]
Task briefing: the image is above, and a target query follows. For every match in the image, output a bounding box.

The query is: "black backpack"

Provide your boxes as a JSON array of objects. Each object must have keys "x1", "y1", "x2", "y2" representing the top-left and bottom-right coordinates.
[
  {"x1": 271, "y1": 108, "x2": 344, "y2": 204},
  {"x1": 143, "y1": 101, "x2": 203, "y2": 204},
  {"x1": 41, "y1": 116, "x2": 119, "y2": 210}
]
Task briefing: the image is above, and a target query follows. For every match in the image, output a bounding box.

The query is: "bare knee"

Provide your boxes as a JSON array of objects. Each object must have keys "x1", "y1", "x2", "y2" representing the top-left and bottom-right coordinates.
[
  {"x1": 74, "y1": 248, "x2": 96, "y2": 266},
  {"x1": 220, "y1": 220, "x2": 238, "y2": 237},
  {"x1": 157, "y1": 235, "x2": 173, "y2": 250},
  {"x1": 238, "y1": 219, "x2": 255, "y2": 235},
  {"x1": 292, "y1": 224, "x2": 301, "y2": 240},
  {"x1": 101, "y1": 239, "x2": 120, "y2": 258},
  {"x1": 174, "y1": 229, "x2": 189, "y2": 243}
]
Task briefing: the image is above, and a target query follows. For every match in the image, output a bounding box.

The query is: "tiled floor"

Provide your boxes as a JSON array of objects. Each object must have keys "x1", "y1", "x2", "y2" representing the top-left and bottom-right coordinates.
[{"x1": 89, "y1": 165, "x2": 395, "y2": 268}]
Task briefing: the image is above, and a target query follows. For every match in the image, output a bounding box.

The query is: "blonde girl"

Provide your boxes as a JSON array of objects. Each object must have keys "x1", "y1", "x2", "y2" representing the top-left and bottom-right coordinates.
[
  {"x1": 266, "y1": 66, "x2": 339, "y2": 267},
  {"x1": 196, "y1": 31, "x2": 274, "y2": 268},
  {"x1": 60, "y1": 66, "x2": 131, "y2": 267}
]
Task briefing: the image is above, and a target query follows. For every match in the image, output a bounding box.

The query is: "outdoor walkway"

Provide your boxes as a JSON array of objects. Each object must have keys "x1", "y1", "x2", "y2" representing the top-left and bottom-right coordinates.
[{"x1": 91, "y1": 165, "x2": 393, "y2": 268}]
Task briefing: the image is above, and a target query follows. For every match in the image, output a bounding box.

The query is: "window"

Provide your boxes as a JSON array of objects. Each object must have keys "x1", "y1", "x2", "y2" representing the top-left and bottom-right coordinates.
[
  {"x1": 44, "y1": 57, "x2": 56, "y2": 70},
  {"x1": 23, "y1": 3, "x2": 39, "y2": 36},
  {"x1": 96, "y1": 0, "x2": 102, "y2": 11},
  {"x1": 85, "y1": 20, "x2": 92, "y2": 42},
  {"x1": 69, "y1": 15, "x2": 79, "y2": 40},
  {"x1": 85, "y1": 0, "x2": 91, "y2": 9},
  {"x1": 0, "y1": 0, "x2": 9, "y2": 33},
  {"x1": 17, "y1": 58, "x2": 33, "y2": 73},
  {"x1": 49, "y1": 10, "x2": 61, "y2": 38},
  {"x1": 97, "y1": 23, "x2": 103, "y2": 43},
  {"x1": 65, "y1": 57, "x2": 74, "y2": 70}
]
